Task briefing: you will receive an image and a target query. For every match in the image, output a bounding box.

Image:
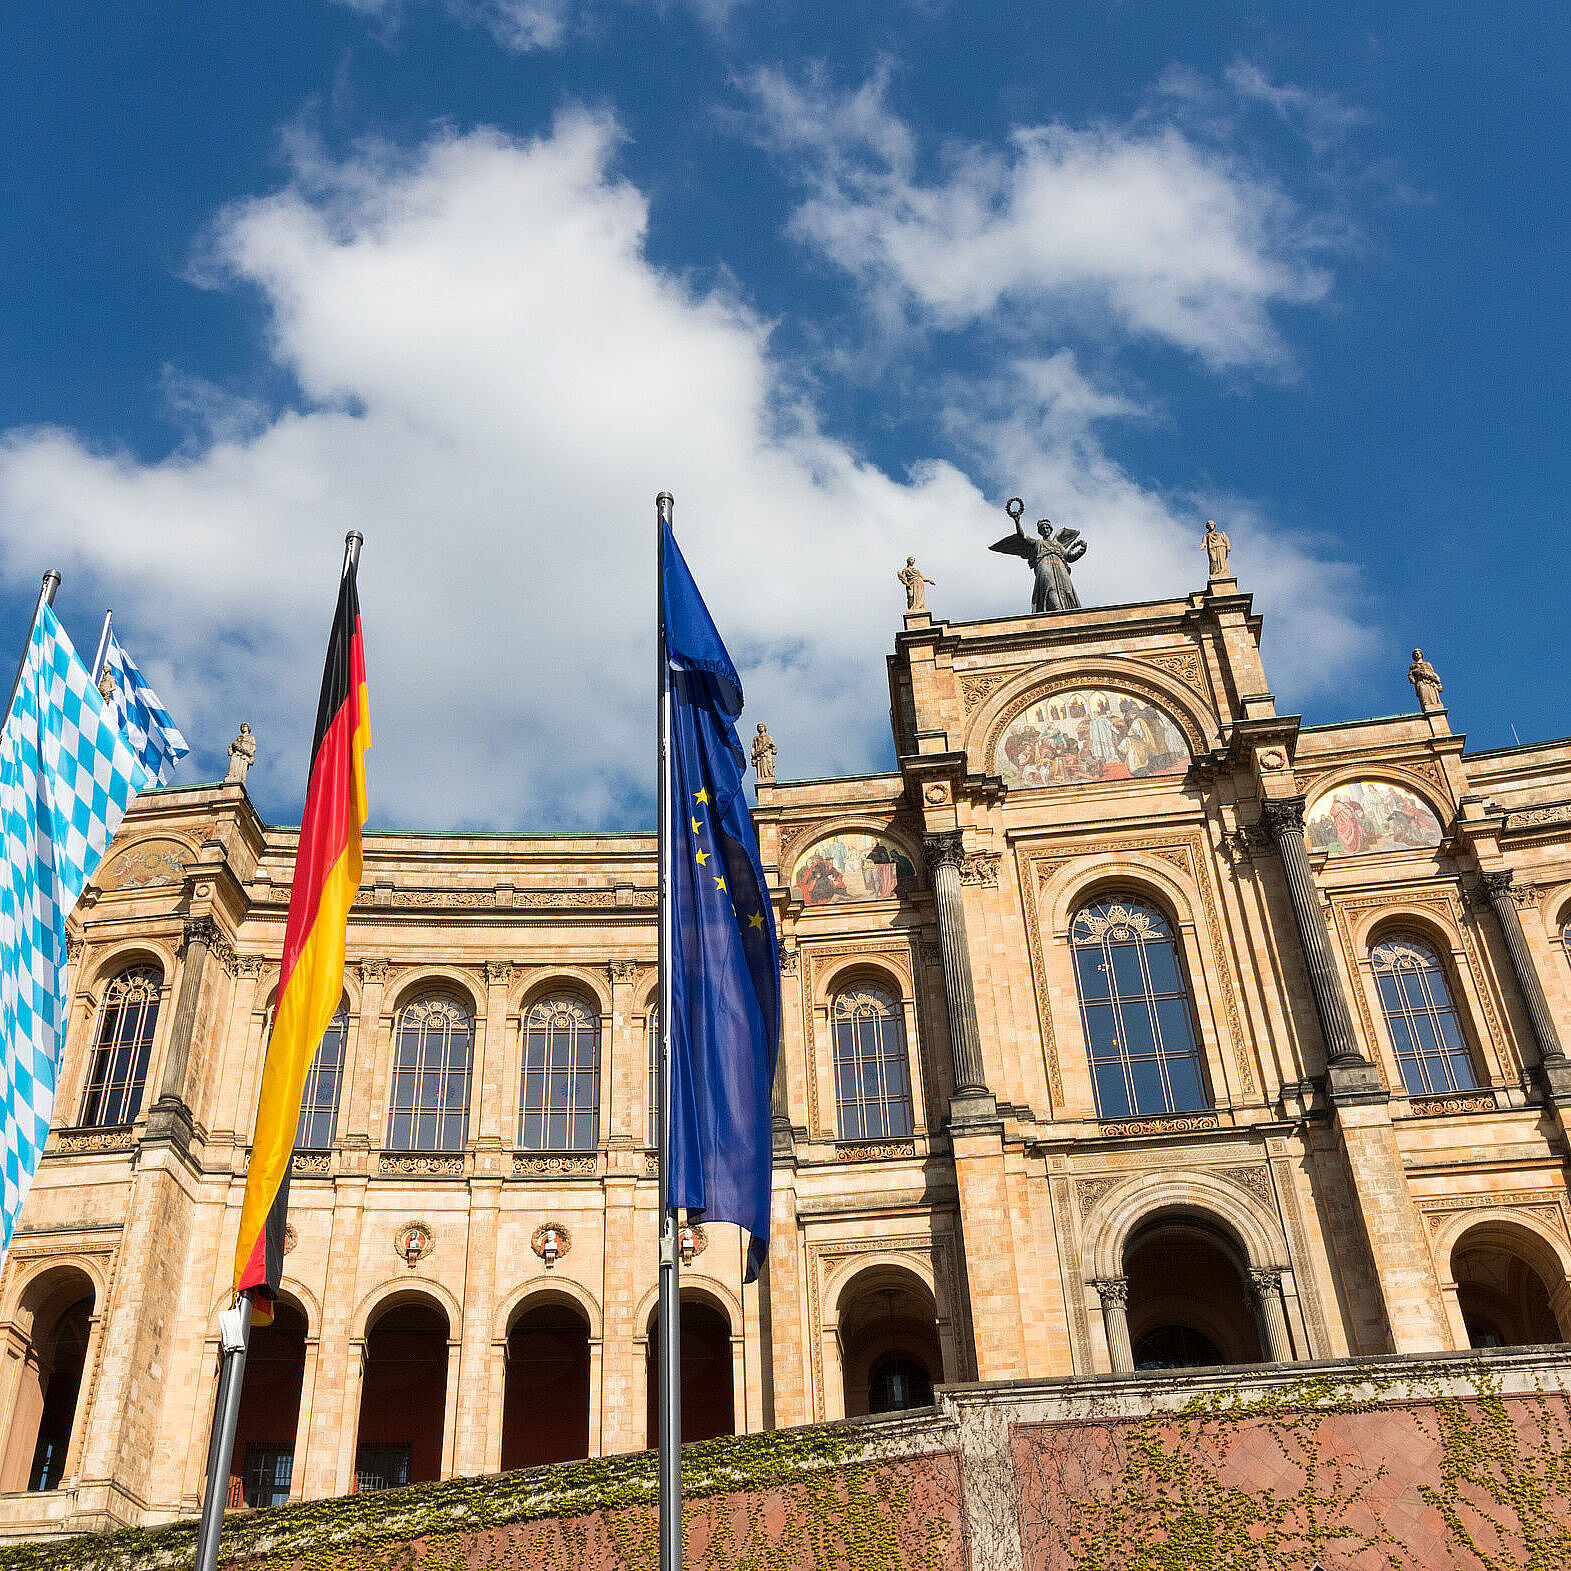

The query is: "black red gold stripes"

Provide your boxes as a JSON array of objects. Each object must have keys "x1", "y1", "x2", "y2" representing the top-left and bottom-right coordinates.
[{"x1": 234, "y1": 564, "x2": 368, "y2": 1322}]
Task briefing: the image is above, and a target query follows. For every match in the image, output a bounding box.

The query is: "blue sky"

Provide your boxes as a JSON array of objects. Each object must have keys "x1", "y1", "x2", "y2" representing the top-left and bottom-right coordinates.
[{"x1": 1, "y1": 3, "x2": 1566, "y2": 828}]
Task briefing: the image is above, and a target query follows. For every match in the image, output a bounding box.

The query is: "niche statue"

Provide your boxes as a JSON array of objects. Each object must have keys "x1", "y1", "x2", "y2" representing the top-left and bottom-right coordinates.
[{"x1": 990, "y1": 498, "x2": 1086, "y2": 613}]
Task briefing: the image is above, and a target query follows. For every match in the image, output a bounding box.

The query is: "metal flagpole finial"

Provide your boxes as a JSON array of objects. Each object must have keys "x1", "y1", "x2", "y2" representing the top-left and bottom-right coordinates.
[
  {"x1": 40, "y1": 570, "x2": 61, "y2": 607},
  {"x1": 343, "y1": 532, "x2": 364, "y2": 574},
  {"x1": 656, "y1": 492, "x2": 674, "y2": 528}
]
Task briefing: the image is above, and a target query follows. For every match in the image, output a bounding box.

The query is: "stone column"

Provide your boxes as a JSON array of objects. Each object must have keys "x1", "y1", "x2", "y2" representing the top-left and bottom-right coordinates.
[
  {"x1": 451, "y1": 1181, "x2": 501, "y2": 1477},
  {"x1": 146, "y1": 916, "x2": 221, "y2": 1146},
  {"x1": 1249, "y1": 1268, "x2": 1293, "y2": 1362},
  {"x1": 1094, "y1": 1278, "x2": 1134, "y2": 1373},
  {"x1": 1260, "y1": 799, "x2": 1370, "y2": 1079},
  {"x1": 921, "y1": 832, "x2": 991, "y2": 1109},
  {"x1": 1482, "y1": 872, "x2": 1571, "y2": 1099}
]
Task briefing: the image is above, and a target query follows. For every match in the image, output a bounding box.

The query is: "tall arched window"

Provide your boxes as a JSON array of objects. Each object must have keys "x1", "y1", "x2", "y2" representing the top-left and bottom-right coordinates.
[
  {"x1": 80, "y1": 965, "x2": 162, "y2": 1127},
  {"x1": 1070, "y1": 896, "x2": 1208, "y2": 1119},
  {"x1": 646, "y1": 1006, "x2": 659, "y2": 1149},
  {"x1": 1560, "y1": 914, "x2": 1571, "y2": 973},
  {"x1": 1370, "y1": 934, "x2": 1477, "y2": 1096},
  {"x1": 386, "y1": 995, "x2": 473, "y2": 1151},
  {"x1": 520, "y1": 995, "x2": 600, "y2": 1151},
  {"x1": 295, "y1": 1000, "x2": 349, "y2": 1150},
  {"x1": 832, "y1": 983, "x2": 914, "y2": 1140}
]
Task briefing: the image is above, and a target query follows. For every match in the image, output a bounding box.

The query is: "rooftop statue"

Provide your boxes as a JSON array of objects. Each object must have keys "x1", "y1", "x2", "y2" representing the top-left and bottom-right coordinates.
[
  {"x1": 897, "y1": 555, "x2": 935, "y2": 614},
  {"x1": 226, "y1": 721, "x2": 257, "y2": 785},
  {"x1": 751, "y1": 721, "x2": 777, "y2": 784},
  {"x1": 1203, "y1": 519, "x2": 1232, "y2": 581},
  {"x1": 990, "y1": 498, "x2": 1086, "y2": 613},
  {"x1": 1408, "y1": 649, "x2": 1444, "y2": 712}
]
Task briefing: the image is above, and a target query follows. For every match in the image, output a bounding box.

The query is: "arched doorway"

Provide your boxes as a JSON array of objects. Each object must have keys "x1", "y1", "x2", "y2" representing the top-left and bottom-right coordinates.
[
  {"x1": 837, "y1": 1267, "x2": 943, "y2": 1418},
  {"x1": 1451, "y1": 1224, "x2": 1568, "y2": 1348},
  {"x1": 230, "y1": 1300, "x2": 308, "y2": 1507},
  {"x1": 355, "y1": 1299, "x2": 450, "y2": 1491},
  {"x1": 645, "y1": 1296, "x2": 734, "y2": 1447},
  {"x1": 1124, "y1": 1217, "x2": 1264, "y2": 1370},
  {"x1": 501, "y1": 1300, "x2": 591, "y2": 1469},
  {"x1": 0, "y1": 1269, "x2": 96, "y2": 1493}
]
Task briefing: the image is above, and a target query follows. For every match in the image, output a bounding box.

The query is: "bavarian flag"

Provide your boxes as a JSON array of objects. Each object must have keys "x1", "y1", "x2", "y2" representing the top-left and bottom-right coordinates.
[{"x1": 234, "y1": 548, "x2": 368, "y2": 1323}]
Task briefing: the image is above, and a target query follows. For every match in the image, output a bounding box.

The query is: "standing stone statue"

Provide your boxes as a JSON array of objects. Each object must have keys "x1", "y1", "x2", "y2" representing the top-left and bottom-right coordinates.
[
  {"x1": 989, "y1": 498, "x2": 1086, "y2": 613},
  {"x1": 751, "y1": 721, "x2": 776, "y2": 783},
  {"x1": 897, "y1": 556, "x2": 936, "y2": 614},
  {"x1": 1203, "y1": 519, "x2": 1232, "y2": 580},
  {"x1": 226, "y1": 722, "x2": 257, "y2": 784},
  {"x1": 1408, "y1": 649, "x2": 1444, "y2": 711}
]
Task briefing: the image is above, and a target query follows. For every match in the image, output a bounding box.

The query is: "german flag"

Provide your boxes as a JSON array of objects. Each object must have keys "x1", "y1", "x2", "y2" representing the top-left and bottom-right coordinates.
[{"x1": 234, "y1": 546, "x2": 368, "y2": 1324}]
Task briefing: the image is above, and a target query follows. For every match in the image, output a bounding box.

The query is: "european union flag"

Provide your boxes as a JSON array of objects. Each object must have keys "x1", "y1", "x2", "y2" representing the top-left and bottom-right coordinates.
[{"x1": 662, "y1": 520, "x2": 780, "y2": 1282}]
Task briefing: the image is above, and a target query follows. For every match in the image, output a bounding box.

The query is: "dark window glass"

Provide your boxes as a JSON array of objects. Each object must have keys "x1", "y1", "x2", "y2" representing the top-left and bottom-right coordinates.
[
  {"x1": 1370, "y1": 936, "x2": 1478, "y2": 1097},
  {"x1": 80, "y1": 966, "x2": 162, "y2": 1127},
  {"x1": 868, "y1": 1355, "x2": 933, "y2": 1414},
  {"x1": 294, "y1": 1002, "x2": 348, "y2": 1150},
  {"x1": 519, "y1": 996, "x2": 600, "y2": 1151},
  {"x1": 242, "y1": 1445, "x2": 295, "y2": 1508},
  {"x1": 1133, "y1": 1325, "x2": 1225, "y2": 1370},
  {"x1": 354, "y1": 1443, "x2": 411, "y2": 1494},
  {"x1": 386, "y1": 997, "x2": 473, "y2": 1152},
  {"x1": 832, "y1": 985, "x2": 914, "y2": 1141},
  {"x1": 1070, "y1": 897, "x2": 1208, "y2": 1118}
]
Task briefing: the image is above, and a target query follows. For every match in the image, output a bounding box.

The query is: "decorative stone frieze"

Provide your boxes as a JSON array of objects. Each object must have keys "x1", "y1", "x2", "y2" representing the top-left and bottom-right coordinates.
[
  {"x1": 513, "y1": 1153, "x2": 598, "y2": 1178},
  {"x1": 1099, "y1": 1114, "x2": 1221, "y2": 1137},
  {"x1": 379, "y1": 1153, "x2": 465, "y2": 1177}
]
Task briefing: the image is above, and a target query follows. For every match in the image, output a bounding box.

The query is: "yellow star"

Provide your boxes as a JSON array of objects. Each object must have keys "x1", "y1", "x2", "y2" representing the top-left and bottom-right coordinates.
[
  {"x1": 691, "y1": 816, "x2": 703, "y2": 833},
  {"x1": 748, "y1": 911, "x2": 765, "y2": 930},
  {"x1": 694, "y1": 788, "x2": 709, "y2": 804},
  {"x1": 695, "y1": 848, "x2": 709, "y2": 866},
  {"x1": 714, "y1": 876, "x2": 727, "y2": 893}
]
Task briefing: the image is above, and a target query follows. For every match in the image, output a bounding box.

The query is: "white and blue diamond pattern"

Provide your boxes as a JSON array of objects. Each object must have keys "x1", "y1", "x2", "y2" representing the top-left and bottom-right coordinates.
[
  {"x1": 0, "y1": 606, "x2": 150, "y2": 1253},
  {"x1": 101, "y1": 626, "x2": 189, "y2": 788}
]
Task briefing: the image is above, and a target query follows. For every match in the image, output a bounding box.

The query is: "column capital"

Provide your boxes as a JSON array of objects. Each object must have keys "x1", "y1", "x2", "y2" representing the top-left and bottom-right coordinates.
[
  {"x1": 1091, "y1": 1275, "x2": 1129, "y2": 1310},
  {"x1": 1481, "y1": 869, "x2": 1515, "y2": 898},
  {"x1": 922, "y1": 829, "x2": 967, "y2": 870},
  {"x1": 358, "y1": 956, "x2": 391, "y2": 984},
  {"x1": 1259, "y1": 795, "x2": 1306, "y2": 838},
  {"x1": 1247, "y1": 1266, "x2": 1284, "y2": 1296}
]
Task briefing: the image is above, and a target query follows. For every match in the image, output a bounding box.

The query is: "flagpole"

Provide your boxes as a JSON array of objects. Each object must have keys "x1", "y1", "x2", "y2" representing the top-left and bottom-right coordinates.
[
  {"x1": 193, "y1": 1291, "x2": 253, "y2": 1571},
  {"x1": 90, "y1": 610, "x2": 113, "y2": 684},
  {"x1": 655, "y1": 490, "x2": 682, "y2": 1571},
  {"x1": 194, "y1": 533, "x2": 362, "y2": 1571},
  {"x1": 4, "y1": 570, "x2": 62, "y2": 732}
]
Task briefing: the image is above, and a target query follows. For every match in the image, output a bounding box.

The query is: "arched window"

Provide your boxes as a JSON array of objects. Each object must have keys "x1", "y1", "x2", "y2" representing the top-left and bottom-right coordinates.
[
  {"x1": 80, "y1": 965, "x2": 162, "y2": 1127},
  {"x1": 520, "y1": 995, "x2": 600, "y2": 1151},
  {"x1": 646, "y1": 1006, "x2": 659, "y2": 1149},
  {"x1": 1370, "y1": 934, "x2": 1477, "y2": 1096},
  {"x1": 1070, "y1": 896, "x2": 1207, "y2": 1119},
  {"x1": 386, "y1": 995, "x2": 473, "y2": 1151},
  {"x1": 1560, "y1": 914, "x2": 1571, "y2": 972},
  {"x1": 295, "y1": 1001, "x2": 349, "y2": 1150},
  {"x1": 832, "y1": 984, "x2": 913, "y2": 1141}
]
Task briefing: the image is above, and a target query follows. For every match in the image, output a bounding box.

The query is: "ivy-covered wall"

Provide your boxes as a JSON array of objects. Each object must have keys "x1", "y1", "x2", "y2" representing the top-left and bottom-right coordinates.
[{"x1": 6, "y1": 1350, "x2": 1571, "y2": 1571}]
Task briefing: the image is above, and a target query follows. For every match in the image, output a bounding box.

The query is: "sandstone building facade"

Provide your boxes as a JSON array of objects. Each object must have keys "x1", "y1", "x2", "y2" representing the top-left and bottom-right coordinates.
[{"x1": 3, "y1": 561, "x2": 1571, "y2": 1540}]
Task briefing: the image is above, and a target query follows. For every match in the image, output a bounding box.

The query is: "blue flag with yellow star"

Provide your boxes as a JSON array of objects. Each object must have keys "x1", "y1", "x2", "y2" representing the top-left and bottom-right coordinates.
[{"x1": 662, "y1": 519, "x2": 780, "y2": 1282}]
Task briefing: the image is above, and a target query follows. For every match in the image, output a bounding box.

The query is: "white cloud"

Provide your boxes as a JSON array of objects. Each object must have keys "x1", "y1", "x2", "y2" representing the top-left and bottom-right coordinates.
[
  {"x1": 0, "y1": 111, "x2": 1371, "y2": 830},
  {"x1": 332, "y1": 0, "x2": 741, "y2": 52},
  {"x1": 744, "y1": 65, "x2": 1336, "y2": 372}
]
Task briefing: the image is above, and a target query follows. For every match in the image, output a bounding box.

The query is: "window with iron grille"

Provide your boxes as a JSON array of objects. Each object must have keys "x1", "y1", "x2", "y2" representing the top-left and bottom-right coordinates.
[
  {"x1": 242, "y1": 1445, "x2": 294, "y2": 1508},
  {"x1": 294, "y1": 1001, "x2": 349, "y2": 1150},
  {"x1": 80, "y1": 966, "x2": 162, "y2": 1128},
  {"x1": 832, "y1": 984, "x2": 913, "y2": 1140},
  {"x1": 353, "y1": 1443, "x2": 410, "y2": 1494},
  {"x1": 1371, "y1": 934, "x2": 1478, "y2": 1097},
  {"x1": 519, "y1": 995, "x2": 600, "y2": 1151},
  {"x1": 1561, "y1": 917, "x2": 1571, "y2": 973},
  {"x1": 1070, "y1": 896, "x2": 1208, "y2": 1119},
  {"x1": 386, "y1": 995, "x2": 473, "y2": 1152}
]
